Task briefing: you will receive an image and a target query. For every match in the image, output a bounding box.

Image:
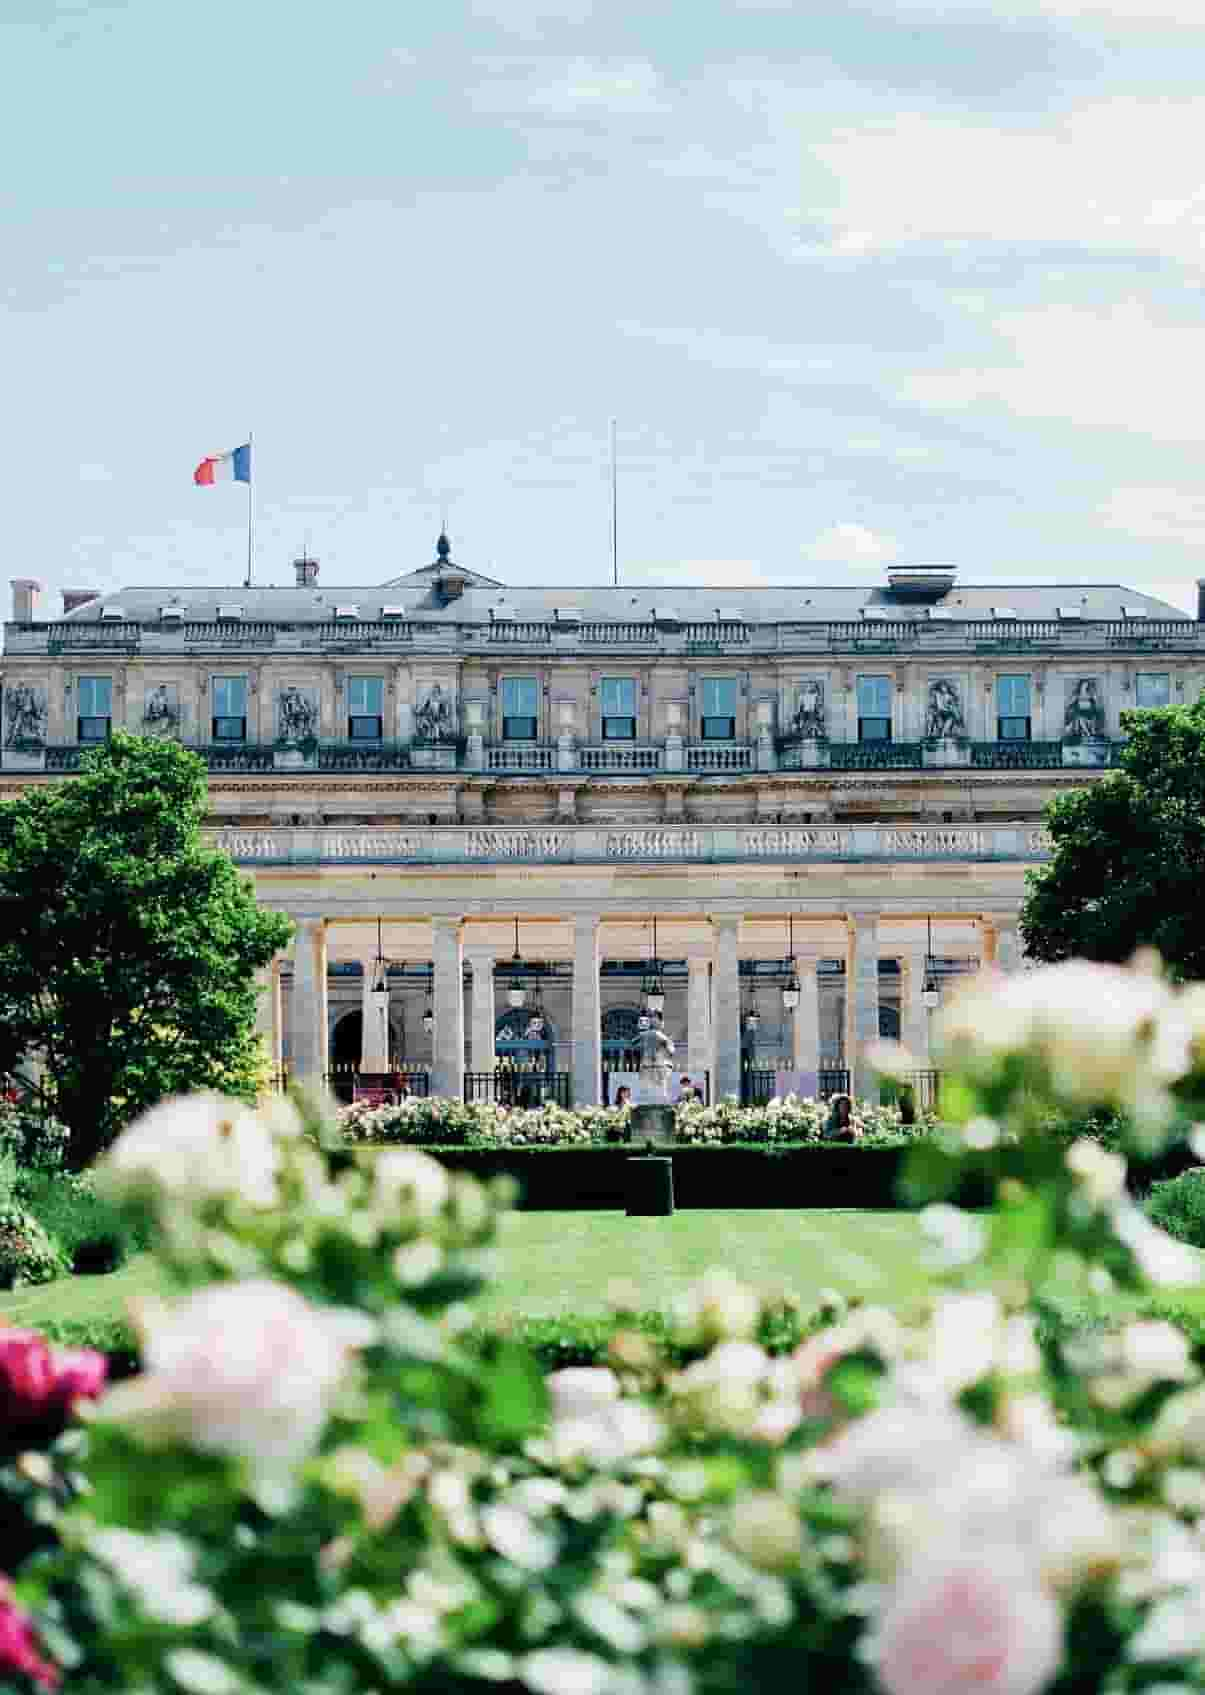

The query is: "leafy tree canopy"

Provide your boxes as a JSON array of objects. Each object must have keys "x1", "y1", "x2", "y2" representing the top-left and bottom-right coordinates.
[
  {"x1": 1020, "y1": 695, "x2": 1205, "y2": 980},
  {"x1": 0, "y1": 733, "x2": 293, "y2": 1168}
]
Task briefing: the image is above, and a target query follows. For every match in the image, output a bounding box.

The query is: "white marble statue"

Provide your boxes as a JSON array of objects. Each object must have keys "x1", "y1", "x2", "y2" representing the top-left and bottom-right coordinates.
[{"x1": 636, "y1": 1014, "x2": 676, "y2": 1104}]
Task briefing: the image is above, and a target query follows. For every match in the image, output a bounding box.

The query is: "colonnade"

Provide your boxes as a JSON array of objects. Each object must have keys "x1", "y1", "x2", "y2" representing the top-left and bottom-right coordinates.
[{"x1": 262, "y1": 911, "x2": 1022, "y2": 1105}]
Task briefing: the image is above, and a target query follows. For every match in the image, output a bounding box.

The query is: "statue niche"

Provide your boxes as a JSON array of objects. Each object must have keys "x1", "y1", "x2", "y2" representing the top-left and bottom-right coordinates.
[
  {"x1": 925, "y1": 678, "x2": 965, "y2": 740},
  {"x1": 1063, "y1": 678, "x2": 1105, "y2": 742},
  {"x1": 414, "y1": 683, "x2": 457, "y2": 744},
  {"x1": 792, "y1": 678, "x2": 826, "y2": 740},
  {"x1": 277, "y1": 685, "x2": 319, "y2": 746},
  {"x1": 3, "y1": 683, "x2": 48, "y2": 751}
]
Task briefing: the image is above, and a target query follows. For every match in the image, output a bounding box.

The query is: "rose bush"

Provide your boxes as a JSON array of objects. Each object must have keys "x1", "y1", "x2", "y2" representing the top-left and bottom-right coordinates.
[{"x1": 10, "y1": 955, "x2": 1205, "y2": 1690}]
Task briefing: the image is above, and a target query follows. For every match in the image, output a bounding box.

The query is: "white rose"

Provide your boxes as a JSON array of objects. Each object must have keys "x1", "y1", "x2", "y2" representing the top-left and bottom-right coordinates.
[
  {"x1": 99, "y1": 1279, "x2": 376, "y2": 1473},
  {"x1": 1066, "y1": 1139, "x2": 1128, "y2": 1211},
  {"x1": 372, "y1": 1149, "x2": 450, "y2": 1221},
  {"x1": 102, "y1": 1092, "x2": 282, "y2": 1208}
]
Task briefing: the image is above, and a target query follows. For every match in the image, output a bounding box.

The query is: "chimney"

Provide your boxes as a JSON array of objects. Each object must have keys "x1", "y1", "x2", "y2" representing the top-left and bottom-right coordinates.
[
  {"x1": 10, "y1": 579, "x2": 43, "y2": 622},
  {"x1": 62, "y1": 588, "x2": 100, "y2": 615},
  {"x1": 1197, "y1": 579, "x2": 1205, "y2": 623},
  {"x1": 294, "y1": 555, "x2": 319, "y2": 587}
]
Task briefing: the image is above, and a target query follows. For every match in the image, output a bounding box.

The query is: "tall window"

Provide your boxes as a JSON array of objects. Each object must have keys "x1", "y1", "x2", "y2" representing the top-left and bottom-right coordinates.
[
  {"x1": 348, "y1": 676, "x2": 383, "y2": 740},
  {"x1": 77, "y1": 677, "x2": 112, "y2": 743},
  {"x1": 502, "y1": 677, "x2": 539, "y2": 740},
  {"x1": 856, "y1": 675, "x2": 892, "y2": 742},
  {"x1": 700, "y1": 676, "x2": 737, "y2": 739},
  {"x1": 996, "y1": 674, "x2": 1031, "y2": 741},
  {"x1": 601, "y1": 677, "x2": 637, "y2": 740},
  {"x1": 1136, "y1": 673, "x2": 1171, "y2": 709},
  {"x1": 212, "y1": 676, "x2": 247, "y2": 741}
]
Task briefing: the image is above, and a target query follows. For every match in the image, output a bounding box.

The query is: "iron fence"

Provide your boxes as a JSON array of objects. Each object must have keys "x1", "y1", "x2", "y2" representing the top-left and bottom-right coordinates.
[{"x1": 465, "y1": 1071, "x2": 571, "y2": 1108}]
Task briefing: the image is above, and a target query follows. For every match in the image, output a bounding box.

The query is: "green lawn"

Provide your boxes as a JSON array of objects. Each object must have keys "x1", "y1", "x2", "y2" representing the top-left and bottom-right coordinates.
[{"x1": 0, "y1": 1210, "x2": 935, "y2": 1333}]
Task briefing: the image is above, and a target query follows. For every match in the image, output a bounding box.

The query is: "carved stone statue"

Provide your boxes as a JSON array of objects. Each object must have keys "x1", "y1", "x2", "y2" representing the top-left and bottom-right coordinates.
[
  {"x1": 3, "y1": 684, "x2": 47, "y2": 750},
  {"x1": 278, "y1": 685, "x2": 318, "y2": 745},
  {"x1": 414, "y1": 683, "x2": 456, "y2": 743},
  {"x1": 636, "y1": 1014, "x2": 676, "y2": 1104},
  {"x1": 1064, "y1": 677, "x2": 1105, "y2": 741},
  {"x1": 793, "y1": 678, "x2": 826, "y2": 740},
  {"x1": 925, "y1": 678, "x2": 965, "y2": 740},
  {"x1": 142, "y1": 683, "x2": 179, "y2": 737}
]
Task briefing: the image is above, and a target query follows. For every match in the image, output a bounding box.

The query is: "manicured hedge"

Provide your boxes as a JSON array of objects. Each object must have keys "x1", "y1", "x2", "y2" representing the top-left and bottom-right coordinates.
[{"x1": 414, "y1": 1142, "x2": 991, "y2": 1210}]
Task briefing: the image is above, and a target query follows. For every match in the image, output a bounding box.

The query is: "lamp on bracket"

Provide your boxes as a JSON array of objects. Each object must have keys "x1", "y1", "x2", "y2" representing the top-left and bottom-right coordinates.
[
  {"x1": 922, "y1": 915, "x2": 941, "y2": 1010},
  {"x1": 782, "y1": 913, "x2": 800, "y2": 1010},
  {"x1": 422, "y1": 963, "x2": 435, "y2": 1034}
]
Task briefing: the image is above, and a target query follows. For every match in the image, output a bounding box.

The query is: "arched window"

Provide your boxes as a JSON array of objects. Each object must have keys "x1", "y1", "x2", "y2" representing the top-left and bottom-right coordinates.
[
  {"x1": 495, "y1": 1008, "x2": 554, "y2": 1076},
  {"x1": 879, "y1": 1005, "x2": 900, "y2": 1040},
  {"x1": 601, "y1": 1006, "x2": 643, "y2": 1073}
]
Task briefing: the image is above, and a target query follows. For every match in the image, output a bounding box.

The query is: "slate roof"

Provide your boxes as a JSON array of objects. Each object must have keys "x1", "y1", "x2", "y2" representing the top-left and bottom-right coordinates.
[{"x1": 57, "y1": 570, "x2": 1192, "y2": 625}]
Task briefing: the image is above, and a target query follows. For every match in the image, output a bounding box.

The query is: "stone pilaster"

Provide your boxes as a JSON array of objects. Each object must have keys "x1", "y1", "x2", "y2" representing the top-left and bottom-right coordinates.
[
  {"x1": 995, "y1": 920, "x2": 1022, "y2": 974},
  {"x1": 465, "y1": 947, "x2": 496, "y2": 1076},
  {"x1": 712, "y1": 915, "x2": 742, "y2": 1105},
  {"x1": 290, "y1": 918, "x2": 328, "y2": 1084},
  {"x1": 431, "y1": 917, "x2": 465, "y2": 1100},
  {"x1": 255, "y1": 955, "x2": 284, "y2": 1079},
  {"x1": 848, "y1": 911, "x2": 881, "y2": 1103},
  {"x1": 792, "y1": 960, "x2": 820, "y2": 1073},
  {"x1": 571, "y1": 914, "x2": 602, "y2": 1107},
  {"x1": 687, "y1": 958, "x2": 713, "y2": 1094}
]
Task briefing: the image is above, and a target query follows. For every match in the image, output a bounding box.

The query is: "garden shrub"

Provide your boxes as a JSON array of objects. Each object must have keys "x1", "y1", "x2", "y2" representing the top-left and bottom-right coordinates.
[
  {"x1": 1145, "y1": 1165, "x2": 1205, "y2": 1247},
  {"x1": 0, "y1": 1203, "x2": 67, "y2": 1288},
  {"x1": 18, "y1": 1171, "x2": 143, "y2": 1275},
  {"x1": 0, "y1": 1096, "x2": 68, "y2": 1172}
]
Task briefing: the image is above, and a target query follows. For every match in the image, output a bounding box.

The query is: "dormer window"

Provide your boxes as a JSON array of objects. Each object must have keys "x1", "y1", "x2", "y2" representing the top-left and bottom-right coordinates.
[
  {"x1": 160, "y1": 606, "x2": 184, "y2": 623},
  {"x1": 99, "y1": 605, "x2": 125, "y2": 621},
  {"x1": 926, "y1": 607, "x2": 953, "y2": 621},
  {"x1": 216, "y1": 604, "x2": 243, "y2": 622},
  {"x1": 334, "y1": 605, "x2": 359, "y2": 620},
  {"x1": 381, "y1": 605, "x2": 407, "y2": 620},
  {"x1": 991, "y1": 606, "x2": 1018, "y2": 620},
  {"x1": 1120, "y1": 605, "x2": 1148, "y2": 620},
  {"x1": 1057, "y1": 605, "x2": 1082, "y2": 620},
  {"x1": 861, "y1": 606, "x2": 889, "y2": 621}
]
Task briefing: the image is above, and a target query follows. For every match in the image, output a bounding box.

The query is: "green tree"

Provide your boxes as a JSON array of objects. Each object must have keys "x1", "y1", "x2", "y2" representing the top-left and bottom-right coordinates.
[
  {"x1": 1020, "y1": 694, "x2": 1205, "y2": 979},
  {"x1": 0, "y1": 733, "x2": 293, "y2": 1168}
]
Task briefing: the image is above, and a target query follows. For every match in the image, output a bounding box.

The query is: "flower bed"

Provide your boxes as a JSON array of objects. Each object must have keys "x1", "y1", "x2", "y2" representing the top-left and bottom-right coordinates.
[{"x1": 338, "y1": 1092, "x2": 930, "y2": 1149}]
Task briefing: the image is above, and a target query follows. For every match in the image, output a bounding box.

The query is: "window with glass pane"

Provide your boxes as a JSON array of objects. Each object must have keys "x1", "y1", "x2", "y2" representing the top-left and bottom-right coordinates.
[
  {"x1": 701, "y1": 676, "x2": 737, "y2": 739},
  {"x1": 212, "y1": 676, "x2": 247, "y2": 741},
  {"x1": 77, "y1": 677, "x2": 112, "y2": 742},
  {"x1": 1136, "y1": 673, "x2": 1171, "y2": 709},
  {"x1": 502, "y1": 677, "x2": 539, "y2": 739},
  {"x1": 996, "y1": 674, "x2": 1031, "y2": 741},
  {"x1": 601, "y1": 677, "x2": 637, "y2": 739},
  {"x1": 856, "y1": 675, "x2": 892, "y2": 742},
  {"x1": 348, "y1": 676, "x2": 384, "y2": 740}
]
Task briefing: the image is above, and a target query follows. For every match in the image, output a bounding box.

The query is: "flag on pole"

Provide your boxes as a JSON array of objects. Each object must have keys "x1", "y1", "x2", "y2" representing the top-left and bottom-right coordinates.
[{"x1": 194, "y1": 444, "x2": 251, "y2": 485}]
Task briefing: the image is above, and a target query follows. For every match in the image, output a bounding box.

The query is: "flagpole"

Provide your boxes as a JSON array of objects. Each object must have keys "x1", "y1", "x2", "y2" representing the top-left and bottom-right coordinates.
[{"x1": 245, "y1": 431, "x2": 254, "y2": 589}]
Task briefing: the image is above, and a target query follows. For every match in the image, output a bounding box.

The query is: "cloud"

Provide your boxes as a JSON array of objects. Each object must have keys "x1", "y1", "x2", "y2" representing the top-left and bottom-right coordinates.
[
  {"x1": 1100, "y1": 487, "x2": 1205, "y2": 547},
  {"x1": 907, "y1": 301, "x2": 1205, "y2": 443},
  {"x1": 803, "y1": 97, "x2": 1205, "y2": 267},
  {"x1": 802, "y1": 523, "x2": 898, "y2": 563},
  {"x1": 471, "y1": 56, "x2": 668, "y2": 120}
]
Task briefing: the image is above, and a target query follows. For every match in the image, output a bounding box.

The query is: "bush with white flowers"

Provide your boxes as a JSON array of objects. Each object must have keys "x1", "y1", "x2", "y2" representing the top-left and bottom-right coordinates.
[{"x1": 11, "y1": 952, "x2": 1205, "y2": 1693}]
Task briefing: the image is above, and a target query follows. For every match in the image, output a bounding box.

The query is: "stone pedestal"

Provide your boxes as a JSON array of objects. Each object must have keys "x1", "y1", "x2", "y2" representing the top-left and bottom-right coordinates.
[
  {"x1": 2, "y1": 750, "x2": 45, "y2": 772},
  {"x1": 664, "y1": 733, "x2": 685, "y2": 772},
  {"x1": 273, "y1": 747, "x2": 316, "y2": 771},
  {"x1": 923, "y1": 737, "x2": 971, "y2": 768},
  {"x1": 793, "y1": 739, "x2": 830, "y2": 768},
  {"x1": 630, "y1": 1103, "x2": 675, "y2": 1145},
  {"x1": 464, "y1": 733, "x2": 485, "y2": 771},
  {"x1": 756, "y1": 732, "x2": 777, "y2": 772},
  {"x1": 1062, "y1": 738, "x2": 1109, "y2": 767},
  {"x1": 557, "y1": 734, "x2": 576, "y2": 774},
  {"x1": 410, "y1": 744, "x2": 457, "y2": 770}
]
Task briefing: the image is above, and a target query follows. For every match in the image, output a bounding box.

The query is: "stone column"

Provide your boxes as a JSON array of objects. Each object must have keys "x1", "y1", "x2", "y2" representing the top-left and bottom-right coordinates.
[
  {"x1": 255, "y1": 956, "x2": 284, "y2": 1080},
  {"x1": 901, "y1": 950, "x2": 930, "y2": 1060},
  {"x1": 465, "y1": 947, "x2": 496, "y2": 1076},
  {"x1": 290, "y1": 918, "x2": 328, "y2": 1084},
  {"x1": 687, "y1": 959, "x2": 714, "y2": 1096},
  {"x1": 848, "y1": 911, "x2": 881, "y2": 1103},
  {"x1": 571, "y1": 914, "x2": 603, "y2": 1106},
  {"x1": 712, "y1": 915, "x2": 742, "y2": 1104},
  {"x1": 431, "y1": 917, "x2": 465, "y2": 1100},
  {"x1": 995, "y1": 920, "x2": 1022, "y2": 974},
  {"x1": 793, "y1": 960, "x2": 820, "y2": 1074}
]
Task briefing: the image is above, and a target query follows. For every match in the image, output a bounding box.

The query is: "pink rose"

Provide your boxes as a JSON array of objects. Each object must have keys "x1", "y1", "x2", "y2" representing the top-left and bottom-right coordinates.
[
  {"x1": 0, "y1": 1576, "x2": 59, "y2": 1690},
  {"x1": 876, "y1": 1556, "x2": 1062, "y2": 1695},
  {"x1": 0, "y1": 1331, "x2": 107, "y2": 1434}
]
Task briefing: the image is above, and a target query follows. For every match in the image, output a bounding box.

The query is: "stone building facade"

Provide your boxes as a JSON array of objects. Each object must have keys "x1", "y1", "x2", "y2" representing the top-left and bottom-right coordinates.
[{"x1": 4, "y1": 546, "x2": 1201, "y2": 1103}]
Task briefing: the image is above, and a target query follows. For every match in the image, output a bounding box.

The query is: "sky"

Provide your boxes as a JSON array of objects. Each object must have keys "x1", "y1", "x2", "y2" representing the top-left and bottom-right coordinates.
[{"x1": 6, "y1": 0, "x2": 1205, "y2": 617}]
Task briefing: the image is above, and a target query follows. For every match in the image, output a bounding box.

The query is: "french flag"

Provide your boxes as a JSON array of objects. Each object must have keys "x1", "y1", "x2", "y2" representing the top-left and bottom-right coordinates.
[{"x1": 194, "y1": 443, "x2": 251, "y2": 485}]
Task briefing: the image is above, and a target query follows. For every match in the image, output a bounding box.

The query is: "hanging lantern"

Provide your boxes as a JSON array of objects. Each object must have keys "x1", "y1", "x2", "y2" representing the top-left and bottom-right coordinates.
[
  {"x1": 743, "y1": 974, "x2": 761, "y2": 1032},
  {"x1": 507, "y1": 916, "x2": 526, "y2": 1008},
  {"x1": 782, "y1": 913, "x2": 800, "y2": 1010},
  {"x1": 642, "y1": 916, "x2": 666, "y2": 1015},
  {"x1": 422, "y1": 964, "x2": 435, "y2": 1034},
  {"x1": 922, "y1": 914, "x2": 941, "y2": 1009}
]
